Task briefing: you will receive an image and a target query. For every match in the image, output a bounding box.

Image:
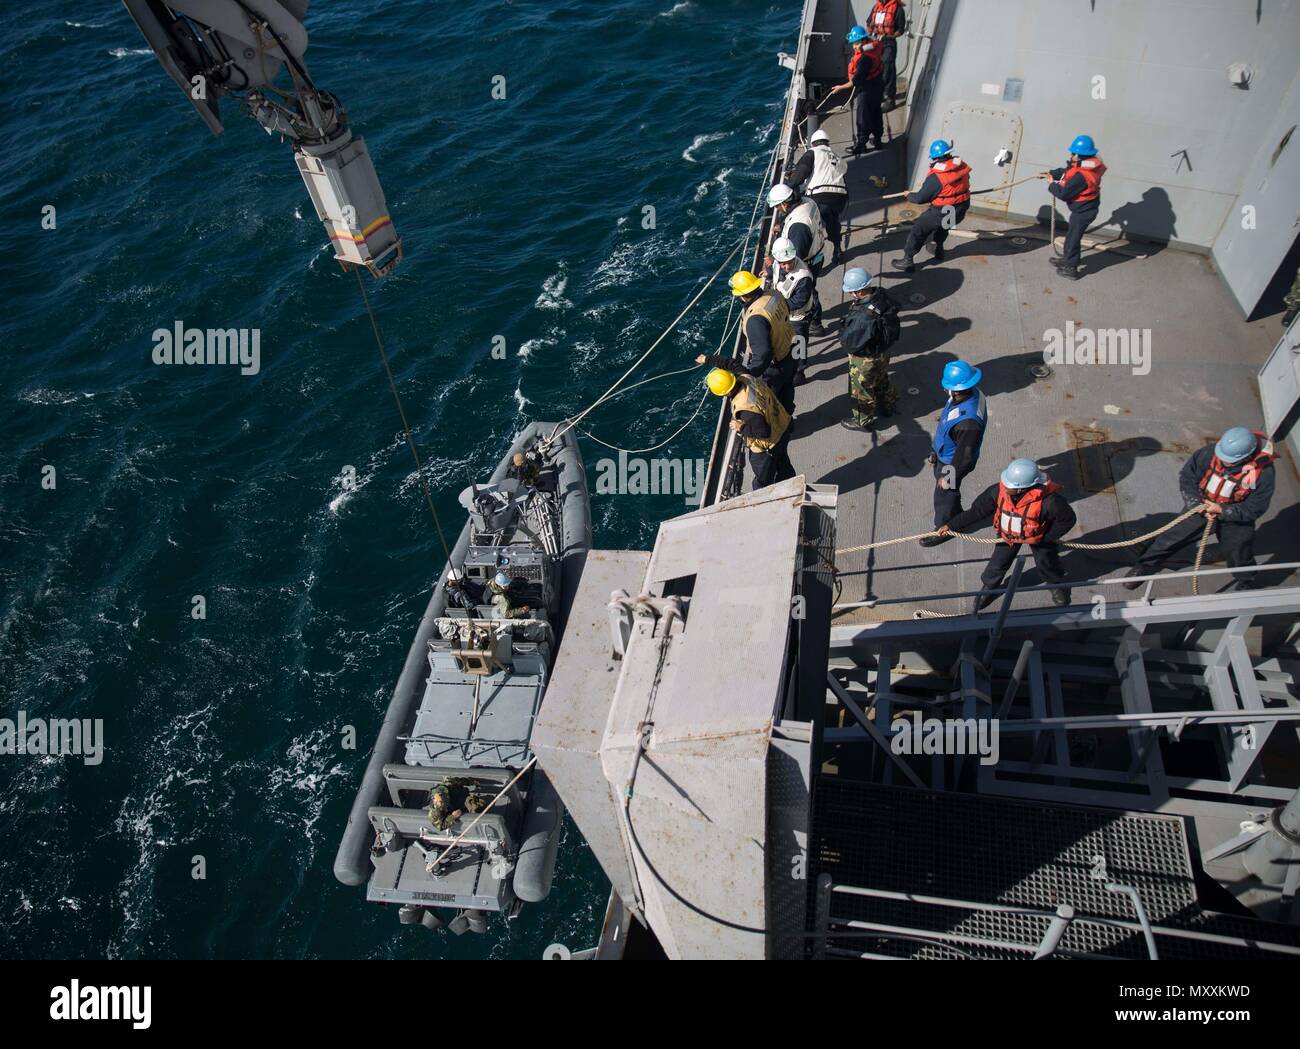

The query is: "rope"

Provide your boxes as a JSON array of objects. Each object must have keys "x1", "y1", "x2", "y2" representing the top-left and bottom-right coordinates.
[
  {"x1": 833, "y1": 505, "x2": 1207, "y2": 557},
  {"x1": 879, "y1": 172, "x2": 1044, "y2": 204},
  {"x1": 355, "y1": 269, "x2": 454, "y2": 565},
  {"x1": 424, "y1": 756, "x2": 537, "y2": 873},
  {"x1": 1191, "y1": 513, "x2": 1214, "y2": 596},
  {"x1": 814, "y1": 84, "x2": 856, "y2": 114}
]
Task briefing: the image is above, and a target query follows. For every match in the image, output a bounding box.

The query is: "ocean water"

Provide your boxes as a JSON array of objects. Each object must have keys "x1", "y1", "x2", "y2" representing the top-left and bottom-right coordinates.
[{"x1": 0, "y1": 2, "x2": 794, "y2": 958}]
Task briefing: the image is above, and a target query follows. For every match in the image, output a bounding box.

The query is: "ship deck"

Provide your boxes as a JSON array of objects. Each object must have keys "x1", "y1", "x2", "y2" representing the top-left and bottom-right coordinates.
[{"x1": 785, "y1": 103, "x2": 1300, "y2": 624}]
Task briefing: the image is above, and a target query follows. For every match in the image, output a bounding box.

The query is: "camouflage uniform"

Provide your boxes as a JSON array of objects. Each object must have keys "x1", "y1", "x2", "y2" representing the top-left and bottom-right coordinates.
[
  {"x1": 1283, "y1": 267, "x2": 1300, "y2": 324},
  {"x1": 847, "y1": 353, "x2": 898, "y2": 426}
]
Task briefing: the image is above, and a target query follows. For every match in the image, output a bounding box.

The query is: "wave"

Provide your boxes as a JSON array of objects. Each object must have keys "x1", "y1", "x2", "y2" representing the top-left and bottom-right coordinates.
[
  {"x1": 534, "y1": 265, "x2": 572, "y2": 311},
  {"x1": 108, "y1": 48, "x2": 152, "y2": 58},
  {"x1": 682, "y1": 131, "x2": 727, "y2": 163}
]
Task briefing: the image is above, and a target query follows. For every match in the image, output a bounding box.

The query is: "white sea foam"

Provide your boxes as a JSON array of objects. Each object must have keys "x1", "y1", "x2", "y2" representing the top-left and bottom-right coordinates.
[
  {"x1": 682, "y1": 131, "x2": 726, "y2": 162},
  {"x1": 108, "y1": 47, "x2": 151, "y2": 58},
  {"x1": 658, "y1": 2, "x2": 693, "y2": 17},
  {"x1": 535, "y1": 266, "x2": 572, "y2": 310}
]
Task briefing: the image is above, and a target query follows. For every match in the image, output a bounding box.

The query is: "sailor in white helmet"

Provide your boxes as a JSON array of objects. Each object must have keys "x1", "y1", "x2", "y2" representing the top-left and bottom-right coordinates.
[
  {"x1": 765, "y1": 182, "x2": 827, "y2": 276},
  {"x1": 783, "y1": 128, "x2": 849, "y2": 267},
  {"x1": 768, "y1": 237, "x2": 823, "y2": 379}
]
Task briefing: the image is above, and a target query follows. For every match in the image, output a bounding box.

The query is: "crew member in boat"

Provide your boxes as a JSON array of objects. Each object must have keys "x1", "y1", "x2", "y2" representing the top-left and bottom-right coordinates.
[
  {"x1": 694, "y1": 269, "x2": 798, "y2": 414},
  {"x1": 936, "y1": 458, "x2": 1076, "y2": 612},
  {"x1": 767, "y1": 236, "x2": 820, "y2": 383},
  {"x1": 1040, "y1": 134, "x2": 1106, "y2": 282},
  {"x1": 920, "y1": 360, "x2": 987, "y2": 547},
  {"x1": 1123, "y1": 427, "x2": 1275, "y2": 591},
  {"x1": 488, "y1": 571, "x2": 531, "y2": 619},
  {"x1": 444, "y1": 569, "x2": 479, "y2": 610},
  {"x1": 891, "y1": 139, "x2": 970, "y2": 274},
  {"x1": 704, "y1": 368, "x2": 795, "y2": 490},
  {"x1": 783, "y1": 128, "x2": 849, "y2": 269},
  {"x1": 508, "y1": 450, "x2": 541, "y2": 487}
]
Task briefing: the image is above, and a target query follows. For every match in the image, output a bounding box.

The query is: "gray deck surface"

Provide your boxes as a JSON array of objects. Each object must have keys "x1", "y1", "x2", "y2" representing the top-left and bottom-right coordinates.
[{"x1": 787, "y1": 104, "x2": 1299, "y2": 623}]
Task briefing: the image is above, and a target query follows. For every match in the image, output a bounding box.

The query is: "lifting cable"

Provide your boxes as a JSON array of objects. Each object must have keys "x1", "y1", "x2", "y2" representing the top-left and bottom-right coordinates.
[{"x1": 355, "y1": 269, "x2": 455, "y2": 565}]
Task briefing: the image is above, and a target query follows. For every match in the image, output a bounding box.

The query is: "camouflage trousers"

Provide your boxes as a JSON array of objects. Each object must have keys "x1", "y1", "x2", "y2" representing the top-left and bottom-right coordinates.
[
  {"x1": 1284, "y1": 267, "x2": 1300, "y2": 312},
  {"x1": 847, "y1": 353, "x2": 898, "y2": 426}
]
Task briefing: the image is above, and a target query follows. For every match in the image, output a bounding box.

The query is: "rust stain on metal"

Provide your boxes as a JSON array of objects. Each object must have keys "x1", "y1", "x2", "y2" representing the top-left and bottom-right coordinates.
[{"x1": 1067, "y1": 423, "x2": 1113, "y2": 493}]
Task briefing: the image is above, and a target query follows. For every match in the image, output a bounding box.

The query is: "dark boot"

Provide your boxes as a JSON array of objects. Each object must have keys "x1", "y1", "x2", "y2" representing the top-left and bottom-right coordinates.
[
  {"x1": 1050, "y1": 588, "x2": 1070, "y2": 606},
  {"x1": 1058, "y1": 266, "x2": 1081, "y2": 281},
  {"x1": 931, "y1": 243, "x2": 945, "y2": 262},
  {"x1": 919, "y1": 533, "x2": 954, "y2": 548},
  {"x1": 840, "y1": 419, "x2": 870, "y2": 433},
  {"x1": 1121, "y1": 565, "x2": 1148, "y2": 590},
  {"x1": 1050, "y1": 255, "x2": 1070, "y2": 268},
  {"x1": 891, "y1": 256, "x2": 915, "y2": 274},
  {"x1": 970, "y1": 590, "x2": 996, "y2": 615}
]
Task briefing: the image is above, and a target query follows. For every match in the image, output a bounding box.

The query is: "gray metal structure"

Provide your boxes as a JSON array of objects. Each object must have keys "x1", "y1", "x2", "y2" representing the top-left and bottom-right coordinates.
[
  {"x1": 539, "y1": 0, "x2": 1300, "y2": 960},
  {"x1": 333, "y1": 423, "x2": 591, "y2": 934}
]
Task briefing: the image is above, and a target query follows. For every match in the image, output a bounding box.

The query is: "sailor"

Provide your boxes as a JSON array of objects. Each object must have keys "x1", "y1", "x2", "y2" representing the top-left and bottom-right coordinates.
[
  {"x1": 705, "y1": 368, "x2": 795, "y2": 490},
  {"x1": 866, "y1": 0, "x2": 907, "y2": 107},
  {"x1": 920, "y1": 360, "x2": 987, "y2": 547},
  {"x1": 838, "y1": 267, "x2": 900, "y2": 432},
  {"x1": 444, "y1": 569, "x2": 479, "y2": 610},
  {"x1": 891, "y1": 140, "x2": 971, "y2": 274},
  {"x1": 847, "y1": 25, "x2": 885, "y2": 155},
  {"x1": 1040, "y1": 135, "x2": 1106, "y2": 281},
  {"x1": 1123, "y1": 427, "x2": 1275, "y2": 591},
  {"x1": 507, "y1": 450, "x2": 541, "y2": 487},
  {"x1": 784, "y1": 128, "x2": 849, "y2": 267},
  {"x1": 694, "y1": 269, "x2": 798, "y2": 414},
  {"x1": 426, "y1": 783, "x2": 463, "y2": 832},
  {"x1": 937, "y1": 458, "x2": 1076, "y2": 611},
  {"x1": 768, "y1": 237, "x2": 822, "y2": 378},
  {"x1": 487, "y1": 571, "x2": 531, "y2": 620},
  {"x1": 767, "y1": 183, "x2": 828, "y2": 275}
]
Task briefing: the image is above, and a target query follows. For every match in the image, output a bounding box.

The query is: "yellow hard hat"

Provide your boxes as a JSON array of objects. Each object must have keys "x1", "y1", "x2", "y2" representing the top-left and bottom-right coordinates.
[
  {"x1": 728, "y1": 270, "x2": 763, "y2": 297},
  {"x1": 706, "y1": 368, "x2": 737, "y2": 396}
]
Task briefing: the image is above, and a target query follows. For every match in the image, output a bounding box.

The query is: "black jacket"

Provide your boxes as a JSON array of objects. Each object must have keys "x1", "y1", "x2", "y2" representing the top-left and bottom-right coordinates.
[
  {"x1": 1179, "y1": 445, "x2": 1274, "y2": 524},
  {"x1": 949, "y1": 484, "x2": 1077, "y2": 544}
]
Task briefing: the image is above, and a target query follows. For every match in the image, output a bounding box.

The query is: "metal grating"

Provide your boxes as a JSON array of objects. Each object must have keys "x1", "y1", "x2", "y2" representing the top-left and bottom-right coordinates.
[{"x1": 808, "y1": 778, "x2": 1300, "y2": 960}]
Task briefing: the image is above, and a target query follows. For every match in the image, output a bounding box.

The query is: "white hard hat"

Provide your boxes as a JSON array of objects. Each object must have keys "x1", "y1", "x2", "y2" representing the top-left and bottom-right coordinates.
[
  {"x1": 810, "y1": 129, "x2": 831, "y2": 146},
  {"x1": 771, "y1": 237, "x2": 797, "y2": 263},
  {"x1": 767, "y1": 183, "x2": 795, "y2": 208}
]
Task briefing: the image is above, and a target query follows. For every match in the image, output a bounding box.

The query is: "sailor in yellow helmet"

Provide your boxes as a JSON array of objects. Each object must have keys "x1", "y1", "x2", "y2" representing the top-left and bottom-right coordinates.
[
  {"x1": 703, "y1": 368, "x2": 795, "y2": 490},
  {"x1": 694, "y1": 269, "x2": 798, "y2": 416}
]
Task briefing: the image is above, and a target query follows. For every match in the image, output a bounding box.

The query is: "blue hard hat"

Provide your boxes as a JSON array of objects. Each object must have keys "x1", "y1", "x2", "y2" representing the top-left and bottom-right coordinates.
[
  {"x1": 1001, "y1": 458, "x2": 1045, "y2": 489},
  {"x1": 1214, "y1": 427, "x2": 1257, "y2": 465},
  {"x1": 846, "y1": 25, "x2": 868, "y2": 43},
  {"x1": 929, "y1": 139, "x2": 953, "y2": 160},
  {"x1": 1069, "y1": 134, "x2": 1097, "y2": 157},
  {"x1": 494, "y1": 571, "x2": 512, "y2": 588},
  {"x1": 842, "y1": 267, "x2": 871, "y2": 293},
  {"x1": 941, "y1": 360, "x2": 982, "y2": 391}
]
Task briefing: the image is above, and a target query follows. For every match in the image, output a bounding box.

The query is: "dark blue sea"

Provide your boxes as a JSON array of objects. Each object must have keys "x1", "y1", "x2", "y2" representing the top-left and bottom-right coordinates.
[{"x1": 0, "y1": 1, "x2": 794, "y2": 958}]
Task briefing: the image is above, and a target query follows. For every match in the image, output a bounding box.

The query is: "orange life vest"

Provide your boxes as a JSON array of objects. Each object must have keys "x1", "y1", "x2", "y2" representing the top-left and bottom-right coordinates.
[
  {"x1": 850, "y1": 42, "x2": 882, "y2": 80},
  {"x1": 1058, "y1": 157, "x2": 1106, "y2": 204},
  {"x1": 869, "y1": 0, "x2": 904, "y2": 38},
  {"x1": 1199, "y1": 432, "x2": 1275, "y2": 504},
  {"x1": 930, "y1": 158, "x2": 971, "y2": 208},
  {"x1": 995, "y1": 481, "x2": 1062, "y2": 545}
]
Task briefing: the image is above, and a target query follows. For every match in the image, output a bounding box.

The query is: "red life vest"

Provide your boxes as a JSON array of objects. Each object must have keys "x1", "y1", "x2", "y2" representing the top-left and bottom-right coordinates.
[
  {"x1": 850, "y1": 42, "x2": 882, "y2": 80},
  {"x1": 1058, "y1": 157, "x2": 1106, "y2": 204},
  {"x1": 930, "y1": 157, "x2": 971, "y2": 208},
  {"x1": 1199, "y1": 432, "x2": 1275, "y2": 504},
  {"x1": 995, "y1": 481, "x2": 1062, "y2": 545},
  {"x1": 869, "y1": 0, "x2": 904, "y2": 38}
]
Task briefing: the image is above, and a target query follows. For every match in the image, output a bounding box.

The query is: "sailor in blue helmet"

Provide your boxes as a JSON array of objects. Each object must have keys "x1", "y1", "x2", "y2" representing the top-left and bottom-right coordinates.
[
  {"x1": 891, "y1": 140, "x2": 971, "y2": 273},
  {"x1": 487, "y1": 570, "x2": 531, "y2": 620},
  {"x1": 828, "y1": 25, "x2": 885, "y2": 156},
  {"x1": 1123, "y1": 427, "x2": 1276, "y2": 591},
  {"x1": 920, "y1": 360, "x2": 987, "y2": 547},
  {"x1": 1038, "y1": 135, "x2": 1106, "y2": 280},
  {"x1": 938, "y1": 458, "x2": 1077, "y2": 612}
]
